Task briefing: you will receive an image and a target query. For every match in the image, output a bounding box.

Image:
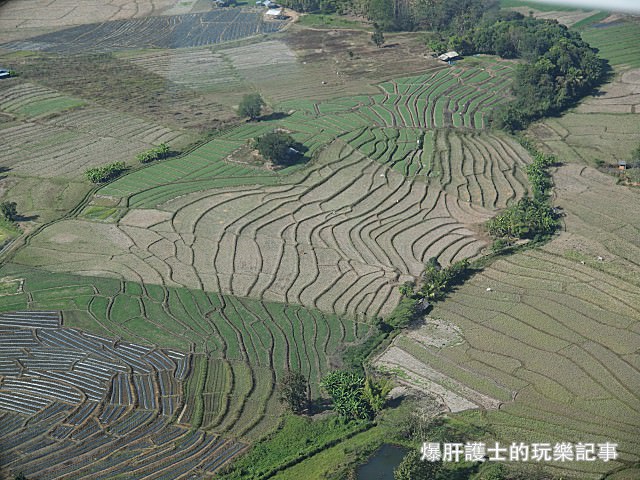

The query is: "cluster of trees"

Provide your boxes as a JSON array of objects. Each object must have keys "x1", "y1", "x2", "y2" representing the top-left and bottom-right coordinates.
[
  {"x1": 278, "y1": 371, "x2": 309, "y2": 414},
  {"x1": 136, "y1": 143, "x2": 170, "y2": 164},
  {"x1": 486, "y1": 197, "x2": 558, "y2": 240},
  {"x1": 487, "y1": 145, "x2": 559, "y2": 241},
  {"x1": 443, "y1": 12, "x2": 607, "y2": 130},
  {"x1": 320, "y1": 370, "x2": 391, "y2": 420},
  {"x1": 526, "y1": 152, "x2": 555, "y2": 200},
  {"x1": 254, "y1": 131, "x2": 304, "y2": 166},
  {"x1": 0, "y1": 201, "x2": 18, "y2": 222},
  {"x1": 85, "y1": 161, "x2": 126, "y2": 184}
]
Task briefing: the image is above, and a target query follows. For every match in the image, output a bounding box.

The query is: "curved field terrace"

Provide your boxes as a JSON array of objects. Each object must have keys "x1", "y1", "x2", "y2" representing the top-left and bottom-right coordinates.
[{"x1": 19, "y1": 140, "x2": 496, "y2": 318}]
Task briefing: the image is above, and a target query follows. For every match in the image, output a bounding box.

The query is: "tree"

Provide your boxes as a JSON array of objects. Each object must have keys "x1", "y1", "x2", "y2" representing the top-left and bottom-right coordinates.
[
  {"x1": 238, "y1": 93, "x2": 265, "y2": 120},
  {"x1": 371, "y1": 24, "x2": 385, "y2": 48},
  {"x1": 15, "y1": 473, "x2": 27, "y2": 480},
  {"x1": 278, "y1": 370, "x2": 309, "y2": 414},
  {"x1": 0, "y1": 201, "x2": 18, "y2": 221},
  {"x1": 254, "y1": 131, "x2": 299, "y2": 166},
  {"x1": 394, "y1": 450, "x2": 442, "y2": 480},
  {"x1": 362, "y1": 376, "x2": 392, "y2": 413}
]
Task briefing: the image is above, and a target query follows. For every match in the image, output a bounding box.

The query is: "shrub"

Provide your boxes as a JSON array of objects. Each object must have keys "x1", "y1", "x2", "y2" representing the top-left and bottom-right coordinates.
[
  {"x1": 136, "y1": 143, "x2": 170, "y2": 164},
  {"x1": 85, "y1": 161, "x2": 126, "y2": 184}
]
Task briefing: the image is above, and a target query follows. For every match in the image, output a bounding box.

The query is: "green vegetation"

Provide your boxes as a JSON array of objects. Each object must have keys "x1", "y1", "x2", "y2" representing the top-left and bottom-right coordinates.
[
  {"x1": 321, "y1": 371, "x2": 391, "y2": 420},
  {"x1": 254, "y1": 131, "x2": 303, "y2": 166},
  {"x1": 85, "y1": 161, "x2": 126, "y2": 183},
  {"x1": 238, "y1": 93, "x2": 265, "y2": 120},
  {"x1": 278, "y1": 371, "x2": 309, "y2": 414},
  {"x1": 0, "y1": 201, "x2": 18, "y2": 222},
  {"x1": 219, "y1": 415, "x2": 368, "y2": 479},
  {"x1": 448, "y1": 13, "x2": 607, "y2": 130},
  {"x1": 581, "y1": 21, "x2": 640, "y2": 68},
  {"x1": 371, "y1": 24, "x2": 385, "y2": 48},
  {"x1": 394, "y1": 450, "x2": 442, "y2": 480},
  {"x1": 486, "y1": 197, "x2": 558, "y2": 240},
  {"x1": 136, "y1": 143, "x2": 170, "y2": 163},
  {"x1": 0, "y1": 265, "x2": 372, "y2": 441},
  {"x1": 295, "y1": 13, "x2": 365, "y2": 28}
]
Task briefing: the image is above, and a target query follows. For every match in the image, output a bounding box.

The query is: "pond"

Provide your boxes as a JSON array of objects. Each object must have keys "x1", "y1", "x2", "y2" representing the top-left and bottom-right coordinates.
[{"x1": 356, "y1": 444, "x2": 408, "y2": 480}]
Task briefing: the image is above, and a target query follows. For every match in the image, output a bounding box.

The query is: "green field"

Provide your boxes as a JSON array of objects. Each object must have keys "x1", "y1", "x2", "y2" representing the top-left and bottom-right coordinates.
[
  {"x1": 582, "y1": 21, "x2": 640, "y2": 68},
  {"x1": 0, "y1": 264, "x2": 372, "y2": 441}
]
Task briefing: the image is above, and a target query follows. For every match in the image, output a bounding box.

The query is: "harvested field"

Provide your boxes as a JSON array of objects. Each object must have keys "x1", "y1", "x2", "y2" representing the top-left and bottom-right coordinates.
[
  {"x1": 506, "y1": 6, "x2": 600, "y2": 27},
  {"x1": 122, "y1": 48, "x2": 243, "y2": 91},
  {"x1": 347, "y1": 128, "x2": 530, "y2": 208},
  {"x1": 0, "y1": 0, "x2": 184, "y2": 32},
  {"x1": 0, "y1": 272, "x2": 371, "y2": 445},
  {"x1": 1, "y1": 9, "x2": 287, "y2": 54},
  {"x1": 576, "y1": 68, "x2": 640, "y2": 114},
  {"x1": 532, "y1": 112, "x2": 640, "y2": 166},
  {"x1": 0, "y1": 310, "x2": 246, "y2": 479},
  {"x1": 376, "y1": 164, "x2": 640, "y2": 479},
  {"x1": 0, "y1": 81, "x2": 190, "y2": 178},
  {"x1": 2, "y1": 52, "x2": 236, "y2": 130}
]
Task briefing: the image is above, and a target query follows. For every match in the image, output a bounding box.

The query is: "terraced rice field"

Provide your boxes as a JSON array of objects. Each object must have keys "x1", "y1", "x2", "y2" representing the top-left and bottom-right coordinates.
[
  {"x1": 1, "y1": 9, "x2": 288, "y2": 54},
  {"x1": 532, "y1": 112, "x2": 640, "y2": 166},
  {"x1": 345, "y1": 128, "x2": 529, "y2": 209},
  {"x1": 0, "y1": 80, "x2": 190, "y2": 178},
  {"x1": 0, "y1": 0, "x2": 183, "y2": 33},
  {"x1": 94, "y1": 58, "x2": 515, "y2": 207},
  {"x1": 581, "y1": 21, "x2": 640, "y2": 69},
  {"x1": 19, "y1": 139, "x2": 497, "y2": 318},
  {"x1": 0, "y1": 311, "x2": 246, "y2": 479},
  {"x1": 376, "y1": 164, "x2": 640, "y2": 479},
  {"x1": 575, "y1": 68, "x2": 640, "y2": 115},
  {"x1": 0, "y1": 271, "x2": 371, "y2": 447}
]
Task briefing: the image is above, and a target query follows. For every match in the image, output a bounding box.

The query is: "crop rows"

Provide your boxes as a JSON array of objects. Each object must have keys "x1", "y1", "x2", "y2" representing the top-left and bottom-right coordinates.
[
  {"x1": 344, "y1": 126, "x2": 530, "y2": 209},
  {"x1": 0, "y1": 82, "x2": 84, "y2": 119},
  {"x1": 1, "y1": 10, "x2": 288, "y2": 54},
  {"x1": 0, "y1": 311, "x2": 245, "y2": 478},
  {"x1": 25, "y1": 139, "x2": 496, "y2": 318},
  {"x1": 581, "y1": 21, "x2": 640, "y2": 69},
  {"x1": 0, "y1": 274, "x2": 372, "y2": 445},
  {"x1": 95, "y1": 58, "x2": 515, "y2": 209},
  {"x1": 378, "y1": 164, "x2": 640, "y2": 478}
]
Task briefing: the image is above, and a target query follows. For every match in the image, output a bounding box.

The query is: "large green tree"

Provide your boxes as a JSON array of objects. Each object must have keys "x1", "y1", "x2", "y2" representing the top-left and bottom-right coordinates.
[
  {"x1": 0, "y1": 201, "x2": 18, "y2": 221},
  {"x1": 254, "y1": 131, "x2": 299, "y2": 166},
  {"x1": 238, "y1": 93, "x2": 265, "y2": 120},
  {"x1": 278, "y1": 371, "x2": 309, "y2": 414}
]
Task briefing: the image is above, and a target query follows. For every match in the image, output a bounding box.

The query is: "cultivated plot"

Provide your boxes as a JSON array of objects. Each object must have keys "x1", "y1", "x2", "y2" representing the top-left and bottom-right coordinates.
[
  {"x1": 376, "y1": 164, "x2": 640, "y2": 479},
  {"x1": 1, "y1": 9, "x2": 288, "y2": 54},
  {"x1": 0, "y1": 311, "x2": 245, "y2": 479},
  {"x1": 0, "y1": 272, "x2": 371, "y2": 445},
  {"x1": 0, "y1": 81, "x2": 190, "y2": 178},
  {"x1": 16, "y1": 141, "x2": 494, "y2": 318}
]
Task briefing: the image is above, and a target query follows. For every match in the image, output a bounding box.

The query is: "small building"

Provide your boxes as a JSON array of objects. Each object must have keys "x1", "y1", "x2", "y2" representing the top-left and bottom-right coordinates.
[
  {"x1": 256, "y1": 0, "x2": 277, "y2": 6},
  {"x1": 438, "y1": 51, "x2": 460, "y2": 62},
  {"x1": 0, "y1": 69, "x2": 11, "y2": 79},
  {"x1": 618, "y1": 160, "x2": 627, "y2": 171},
  {"x1": 265, "y1": 7, "x2": 285, "y2": 18}
]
